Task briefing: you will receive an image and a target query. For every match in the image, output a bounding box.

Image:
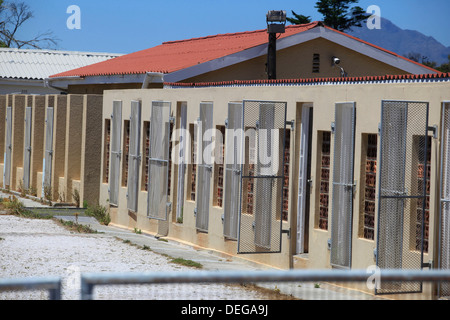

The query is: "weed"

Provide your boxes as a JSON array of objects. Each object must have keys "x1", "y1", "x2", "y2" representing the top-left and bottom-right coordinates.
[
  {"x1": 134, "y1": 228, "x2": 142, "y2": 234},
  {"x1": 72, "y1": 189, "x2": 80, "y2": 208},
  {"x1": 57, "y1": 219, "x2": 97, "y2": 234},
  {"x1": 142, "y1": 245, "x2": 151, "y2": 251},
  {"x1": 85, "y1": 204, "x2": 111, "y2": 226},
  {"x1": 314, "y1": 283, "x2": 321, "y2": 288},
  {"x1": 169, "y1": 258, "x2": 203, "y2": 269},
  {"x1": 43, "y1": 185, "x2": 52, "y2": 203}
]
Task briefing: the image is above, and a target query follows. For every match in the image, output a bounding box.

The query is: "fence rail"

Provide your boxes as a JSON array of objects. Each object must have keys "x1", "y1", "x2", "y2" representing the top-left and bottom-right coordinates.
[
  {"x1": 0, "y1": 277, "x2": 61, "y2": 300},
  {"x1": 80, "y1": 269, "x2": 450, "y2": 300},
  {"x1": 2, "y1": 270, "x2": 450, "y2": 300}
]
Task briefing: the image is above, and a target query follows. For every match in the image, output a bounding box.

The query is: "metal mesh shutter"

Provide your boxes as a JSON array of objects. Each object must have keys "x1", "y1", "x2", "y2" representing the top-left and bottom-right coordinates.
[
  {"x1": 127, "y1": 101, "x2": 142, "y2": 212},
  {"x1": 223, "y1": 102, "x2": 243, "y2": 240},
  {"x1": 376, "y1": 100, "x2": 429, "y2": 295},
  {"x1": 147, "y1": 101, "x2": 171, "y2": 220},
  {"x1": 238, "y1": 100, "x2": 287, "y2": 254},
  {"x1": 196, "y1": 102, "x2": 213, "y2": 232},
  {"x1": 297, "y1": 105, "x2": 313, "y2": 254},
  {"x1": 3, "y1": 106, "x2": 12, "y2": 188},
  {"x1": 42, "y1": 107, "x2": 54, "y2": 196},
  {"x1": 109, "y1": 101, "x2": 122, "y2": 206},
  {"x1": 330, "y1": 102, "x2": 356, "y2": 269},
  {"x1": 439, "y1": 101, "x2": 450, "y2": 297},
  {"x1": 176, "y1": 103, "x2": 187, "y2": 222},
  {"x1": 23, "y1": 107, "x2": 32, "y2": 190}
]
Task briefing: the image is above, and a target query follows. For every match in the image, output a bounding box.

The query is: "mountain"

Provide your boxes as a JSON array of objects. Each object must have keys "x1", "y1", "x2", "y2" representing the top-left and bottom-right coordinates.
[{"x1": 347, "y1": 17, "x2": 450, "y2": 65}]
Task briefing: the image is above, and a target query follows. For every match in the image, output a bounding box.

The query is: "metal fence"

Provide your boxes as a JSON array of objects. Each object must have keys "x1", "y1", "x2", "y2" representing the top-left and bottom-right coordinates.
[{"x1": 2, "y1": 270, "x2": 450, "y2": 300}]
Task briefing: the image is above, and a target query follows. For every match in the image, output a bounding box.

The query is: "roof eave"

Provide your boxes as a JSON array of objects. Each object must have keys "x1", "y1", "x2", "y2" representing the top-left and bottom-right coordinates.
[{"x1": 46, "y1": 72, "x2": 165, "y2": 90}]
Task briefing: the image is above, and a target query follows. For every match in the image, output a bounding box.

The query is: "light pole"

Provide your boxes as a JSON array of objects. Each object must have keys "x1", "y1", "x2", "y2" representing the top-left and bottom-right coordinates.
[{"x1": 266, "y1": 10, "x2": 286, "y2": 80}]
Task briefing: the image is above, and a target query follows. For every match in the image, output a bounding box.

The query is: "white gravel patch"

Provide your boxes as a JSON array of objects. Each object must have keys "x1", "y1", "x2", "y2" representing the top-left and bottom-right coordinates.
[{"x1": 0, "y1": 215, "x2": 272, "y2": 300}]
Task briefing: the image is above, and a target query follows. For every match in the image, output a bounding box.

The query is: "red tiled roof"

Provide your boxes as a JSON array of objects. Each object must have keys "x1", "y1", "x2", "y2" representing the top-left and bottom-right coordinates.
[
  {"x1": 50, "y1": 22, "x2": 322, "y2": 78},
  {"x1": 165, "y1": 72, "x2": 450, "y2": 87},
  {"x1": 50, "y1": 21, "x2": 439, "y2": 79}
]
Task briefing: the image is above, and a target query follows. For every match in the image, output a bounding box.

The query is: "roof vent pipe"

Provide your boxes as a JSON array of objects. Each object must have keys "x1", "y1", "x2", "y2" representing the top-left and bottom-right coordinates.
[{"x1": 266, "y1": 10, "x2": 286, "y2": 80}]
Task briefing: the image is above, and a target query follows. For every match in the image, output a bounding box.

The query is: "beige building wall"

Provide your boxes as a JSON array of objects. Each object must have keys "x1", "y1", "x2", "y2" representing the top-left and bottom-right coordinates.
[
  {"x1": 101, "y1": 80, "x2": 450, "y2": 299},
  {"x1": 183, "y1": 38, "x2": 408, "y2": 83},
  {"x1": 0, "y1": 94, "x2": 102, "y2": 208}
]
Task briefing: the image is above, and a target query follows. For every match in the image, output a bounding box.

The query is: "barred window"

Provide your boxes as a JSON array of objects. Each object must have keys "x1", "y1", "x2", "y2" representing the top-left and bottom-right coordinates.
[
  {"x1": 415, "y1": 136, "x2": 431, "y2": 253},
  {"x1": 214, "y1": 125, "x2": 225, "y2": 207},
  {"x1": 103, "y1": 119, "x2": 111, "y2": 184},
  {"x1": 142, "y1": 121, "x2": 150, "y2": 191},
  {"x1": 361, "y1": 134, "x2": 377, "y2": 240},
  {"x1": 282, "y1": 130, "x2": 291, "y2": 221},
  {"x1": 122, "y1": 120, "x2": 130, "y2": 187},
  {"x1": 318, "y1": 131, "x2": 331, "y2": 230},
  {"x1": 187, "y1": 123, "x2": 197, "y2": 201}
]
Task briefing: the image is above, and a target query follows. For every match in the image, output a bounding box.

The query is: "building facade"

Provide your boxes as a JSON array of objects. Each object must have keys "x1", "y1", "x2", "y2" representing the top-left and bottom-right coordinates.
[{"x1": 97, "y1": 74, "x2": 450, "y2": 299}]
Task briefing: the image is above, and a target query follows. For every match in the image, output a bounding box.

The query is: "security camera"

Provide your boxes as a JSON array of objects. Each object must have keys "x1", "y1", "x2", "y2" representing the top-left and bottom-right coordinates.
[{"x1": 332, "y1": 56, "x2": 341, "y2": 65}]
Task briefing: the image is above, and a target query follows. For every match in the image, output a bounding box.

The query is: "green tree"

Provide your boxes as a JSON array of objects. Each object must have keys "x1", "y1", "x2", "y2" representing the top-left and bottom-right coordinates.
[
  {"x1": 288, "y1": 0, "x2": 370, "y2": 31},
  {"x1": 286, "y1": 10, "x2": 312, "y2": 25},
  {"x1": 437, "y1": 55, "x2": 450, "y2": 73},
  {"x1": 0, "y1": 0, "x2": 58, "y2": 49}
]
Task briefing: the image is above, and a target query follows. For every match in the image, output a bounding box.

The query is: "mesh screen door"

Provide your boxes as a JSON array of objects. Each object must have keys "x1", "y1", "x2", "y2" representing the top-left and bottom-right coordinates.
[
  {"x1": 330, "y1": 102, "x2": 356, "y2": 269},
  {"x1": 147, "y1": 101, "x2": 171, "y2": 220},
  {"x1": 127, "y1": 101, "x2": 142, "y2": 213},
  {"x1": 109, "y1": 101, "x2": 122, "y2": 206},
  {"x1": 23, "y1": 107, "x2": 33, "y2": 190},
  {"x1": 237, "y1": 100, "x2": 287, "y2": 254},
  {"x1": 376, "y1": 100, "x2": 429, "y2": 295},
  {"x1": 42, "y1": 107, "x2": 54, "y2": 196},
  {"x1": 196, "y1": 102, "x2": 213, "y2": 232},
  {"x1": 439, "y1": 101, "x2": 450, "y2": 298},
  {"x1": 3, "y1": 106, "x2": 12, "y2": 189},
  {"x1": 223, "y1": 102, "x2": 243, "y2": 240}
]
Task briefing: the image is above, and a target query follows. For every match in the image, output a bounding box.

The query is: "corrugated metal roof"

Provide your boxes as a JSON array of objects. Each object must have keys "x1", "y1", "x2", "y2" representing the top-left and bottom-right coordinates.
[{"x1": 0, "y1": 48, "x2": 123, "y2": 80}]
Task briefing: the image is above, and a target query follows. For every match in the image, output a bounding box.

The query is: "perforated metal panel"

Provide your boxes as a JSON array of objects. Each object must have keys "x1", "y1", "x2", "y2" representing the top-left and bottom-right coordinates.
[
  {"x1": 439, "y1": 101, "x2": 450, "y2": 298},
  {"x1": 223, "y1": 102, "x2": 243, "y2": 240},
  {"x1": 237, "y1": 100, "x2": 287, "y2": 254},
  {"x1": 23, "y1": 107, "x2": 32, "y2": 190},
  {"x1": 109, "y1": 101, "x2": 122, "y2": 206},
  {"x1": 42, "y1": 107, "x2": 54, "y2": 196},
  {"x1": 3, "y1": 106, "x2": 12, "y2": 188},
  {"x1": 195, "y1": 102, "x2": 213, "y2": 232},
  {"x1": 147, "y1": 101, "x2": 171, "y2": 220},
  {"x1": 376, "y1": 100, "x2": 429, "y2": 295},
  {"x1": 127, "y1": 101, "x2": 142, "y2": 213},
  {"x1": 176, "y1": 103, "x2": 187, "y2": 222},
  {"x1": 330, "y1": 102, "x2": 356, "y2": 269},
  {"x1": 297, "y1": 105, "x2": 313, "y2": 254}
]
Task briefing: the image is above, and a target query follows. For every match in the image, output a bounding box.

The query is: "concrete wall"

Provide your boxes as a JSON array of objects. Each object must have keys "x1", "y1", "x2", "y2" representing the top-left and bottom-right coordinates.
[
  {"x1": 0, "y1": 94, "x2": 102, "y2": 207},
  {"x1": 101, "y1": 79, "x2": 450, "y2": 299}
]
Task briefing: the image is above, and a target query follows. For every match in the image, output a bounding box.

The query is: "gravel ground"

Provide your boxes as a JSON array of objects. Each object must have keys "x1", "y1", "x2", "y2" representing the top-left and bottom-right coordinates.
[{"x1": 0, "y1": 214, "x2": 280, "y2": 300}]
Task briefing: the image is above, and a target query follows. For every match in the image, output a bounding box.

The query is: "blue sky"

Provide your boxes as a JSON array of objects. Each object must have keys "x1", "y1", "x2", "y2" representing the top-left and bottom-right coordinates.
[{"x1": 13, "y1": 0, "x2": 450, "y2": 54}]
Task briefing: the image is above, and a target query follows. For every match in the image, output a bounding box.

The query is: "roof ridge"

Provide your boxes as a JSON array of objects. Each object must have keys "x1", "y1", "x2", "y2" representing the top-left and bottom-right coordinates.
[
  {"x1": 162, "y1": 21, "x2": 320, "y2": 45},
  {"x1": 0, "y1": 47, "x2": 123, "y2": 56}
]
